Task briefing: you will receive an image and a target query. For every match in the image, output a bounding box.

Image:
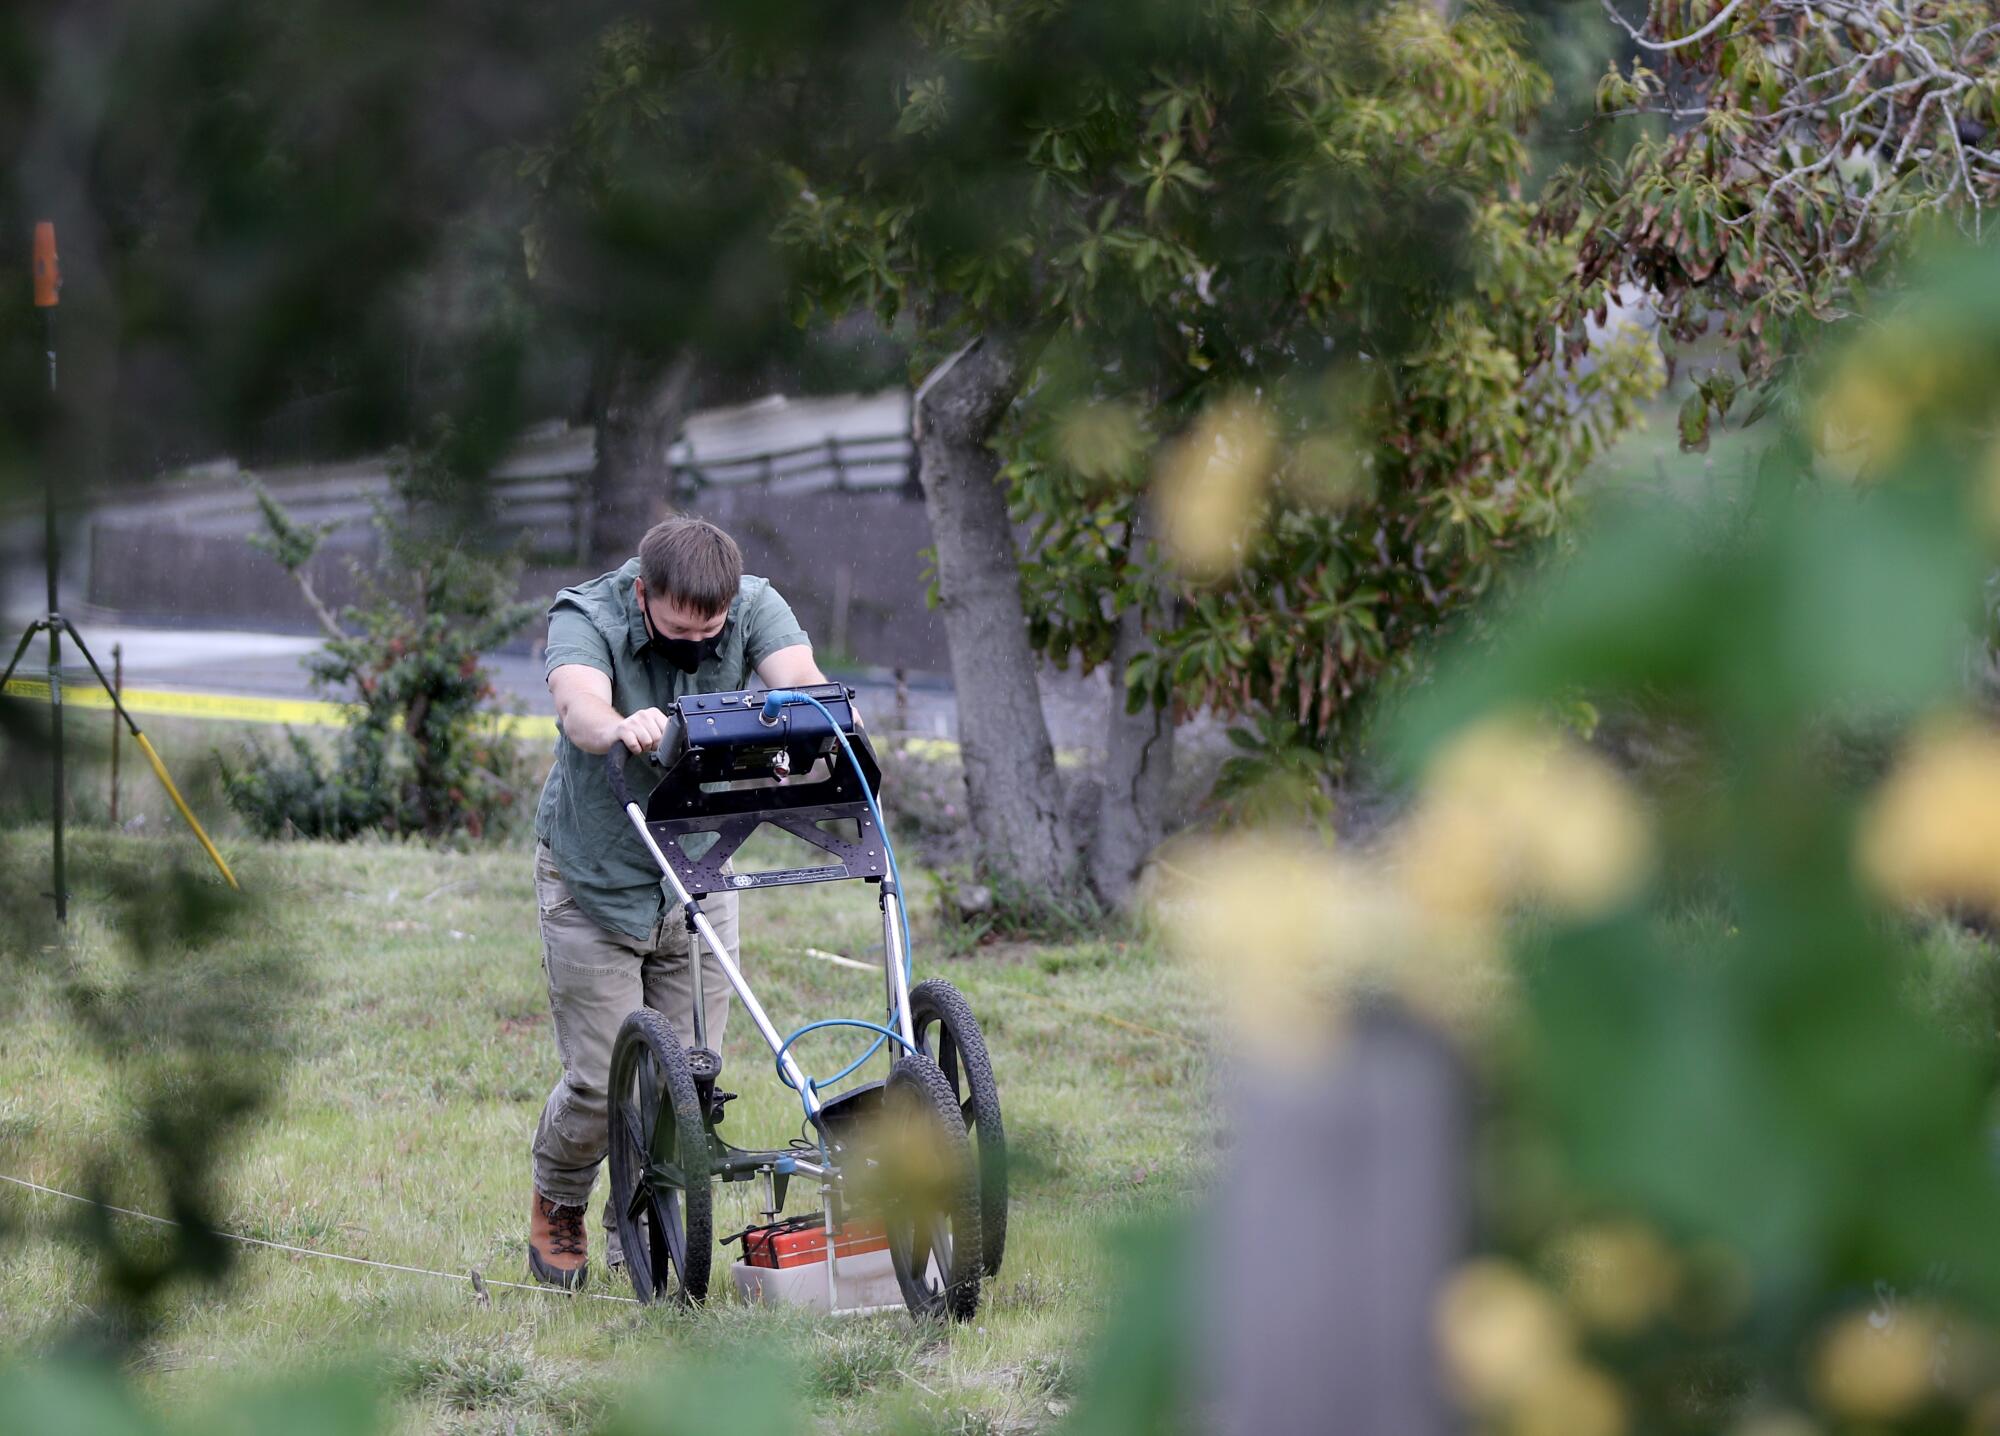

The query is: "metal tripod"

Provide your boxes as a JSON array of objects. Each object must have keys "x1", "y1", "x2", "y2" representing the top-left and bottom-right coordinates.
[{"x1": 2, "y1": 236, "x2": 238, "y2": 921}]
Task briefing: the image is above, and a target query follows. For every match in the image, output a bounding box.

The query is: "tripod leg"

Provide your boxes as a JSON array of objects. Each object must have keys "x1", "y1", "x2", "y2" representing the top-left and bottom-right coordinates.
[
  {"x1": 60, "y1": 620, "x2": 132, "y2": 727},
  {"x1": 60, "y1": 619, "x2": 241, "y2": 893},
  {"x1": 133, "y1": 733, "x2": 240, "y2": 892},
  {"x1": 47, "y1": 617, "x2": 65, "y2": 922},
  {"x1": 1, "y1": 619, "x2": 42, "y2": 691}
]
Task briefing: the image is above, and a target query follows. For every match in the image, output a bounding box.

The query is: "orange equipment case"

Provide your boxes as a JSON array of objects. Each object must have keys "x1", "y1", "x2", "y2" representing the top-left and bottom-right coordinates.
[{"x1": 742, "y1": 1215, "x2": 889, "y2": 1270}]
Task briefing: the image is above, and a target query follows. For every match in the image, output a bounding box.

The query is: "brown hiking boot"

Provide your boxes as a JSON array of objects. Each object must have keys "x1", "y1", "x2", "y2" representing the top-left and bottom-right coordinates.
[{"x1": 529, "y1": 1190, "x2": 588, "y2": 1290}]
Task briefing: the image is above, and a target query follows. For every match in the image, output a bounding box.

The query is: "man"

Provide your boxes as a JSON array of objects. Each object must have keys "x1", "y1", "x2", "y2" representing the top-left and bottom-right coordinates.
[{"x1": 527, "y1": 515, "x2": 830, "y2": 1289}]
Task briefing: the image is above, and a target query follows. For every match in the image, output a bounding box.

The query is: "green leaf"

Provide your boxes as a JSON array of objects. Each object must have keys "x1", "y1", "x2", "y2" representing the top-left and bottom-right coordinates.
[{"x1": 1678, "y1": 392, "x2": 1711, "y2": 453}]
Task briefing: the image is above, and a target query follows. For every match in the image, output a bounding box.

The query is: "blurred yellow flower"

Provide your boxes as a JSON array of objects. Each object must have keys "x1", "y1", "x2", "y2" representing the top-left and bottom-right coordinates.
[
  {"x1": 1159, "y1": 717, "x2": 1649, "y2": 1058},
  {"x1": 845, "y1": 1099, "x2": 959, "y2": 1218},
  {"x1": 1055, "y1": 399, "x2": 1146, "y2": 482},
  {"x1": 1510, "y1": 1359, "x2": 1627, "y2": 1436},
  {"x1": 1728, "y1": 1414, "x2": 1822, "y2": 1436},
  {"x1": 1812, "y1": 325, "x2": 1950, "y2": 482},
  {"x1": 1437, "y1": 1259, "x2": 1574, "y2": 1407},
  {"x1": 1154, "y1": 395, "x2": 1275, "y2": 578},
  {"x1": 1396, "y1": 714, "x2": 1653, "y2": 920},
  {"x1": 1279, "y1": 430, "x2": 1376, "y2": 510},
  {"x1": 1981, "y1": 435, "x2": 2000, "y2": 539},
  {"x1": 1857, "y1": 719, "x2": 2000, "y2": 913},
  {"x1": 1815, "y1": 360, "x2": 1915, "y2": 482},
  {"x1": 1163, "y1": 836, "x2": 1393, "y2": 1061},
  {"x1": 1554, "y1": 1221, "x2": 1679, "y2": 1337},
  {"x1": 1158, "y1": 831, "x2": 1504, "y2": 1062},
  {"x1": 1811, "y1": 1307, "x2": 1941, "y2": 1421},
  {"x1": 1436, "y1": 1259, "x2": 1629, "y2": 1435}
]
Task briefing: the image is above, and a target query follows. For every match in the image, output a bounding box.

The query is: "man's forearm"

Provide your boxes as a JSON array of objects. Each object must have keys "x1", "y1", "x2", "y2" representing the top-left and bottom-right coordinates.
[
  {"x1": 555, "y1": 690, "x2": 627, "y2": 754},
  {"x1": 756, "y1": 644, "x2": 831, "y2": 690}
]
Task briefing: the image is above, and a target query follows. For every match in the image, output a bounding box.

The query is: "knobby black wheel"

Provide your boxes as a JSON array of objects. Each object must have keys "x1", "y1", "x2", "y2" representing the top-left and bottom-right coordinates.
[
  {"x1": 607, "y1": 1008, "x2": 712, "y2": 1305},
  {"x1": 909, "y1": 978, "x2": 1008, "y2": 1277},
  {"x1": 879, "y1": 1054, "x2": 982, "y2": 1322}
]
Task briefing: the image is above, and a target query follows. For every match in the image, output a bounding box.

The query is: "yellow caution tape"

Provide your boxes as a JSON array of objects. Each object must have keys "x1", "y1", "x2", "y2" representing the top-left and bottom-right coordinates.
[
  {"x1": 893, "y1": 735, "x2": 1085, "y2": 769},
  {"x1": 5, "y1": 677, "x2": 344, "y2": 727},
  {"x1": 2, "y1": 677, "x2": 558, "y2": 742},
  {"x1": 3, "y1": 678, "x2": 1089, "y2": 766}
]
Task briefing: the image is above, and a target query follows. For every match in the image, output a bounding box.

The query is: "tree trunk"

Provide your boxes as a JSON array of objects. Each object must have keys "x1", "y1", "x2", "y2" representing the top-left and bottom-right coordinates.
[
  {"x1": 1089, "y1": 580, "x2": 1176, "y2": 910},
  {"x1": 913, "y1": 334, "x2": 1079, "y2": 899},
  {"x1": 586, "y1": 348, "x2": 696, "y2": 565}
]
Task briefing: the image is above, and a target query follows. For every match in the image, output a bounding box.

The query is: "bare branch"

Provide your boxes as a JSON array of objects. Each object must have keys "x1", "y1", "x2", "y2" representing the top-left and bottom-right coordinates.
[
  {"x1": 1560, "y1": 0, "x2": 2000, "y2": 412},
  {"x1": 1944, "y1": 98, "x2": 1984, "y2": 238},
  {"x1": 1600, "y1": 0, "x2": 1751, "y2": 52},
  {"x1": 292, "y1": 572, "x2": 348, "y2": 644}
]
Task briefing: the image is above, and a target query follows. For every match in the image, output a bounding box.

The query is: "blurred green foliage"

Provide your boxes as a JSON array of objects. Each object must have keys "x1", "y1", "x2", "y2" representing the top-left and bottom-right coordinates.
[
  {"x1": 1048, "y1": 1219, "x2": 1196, "y2": 1436},
  {"x1": 1046, "y1": 239, "x2": 2000, "y2": 1436},
  {"x1": 0, "y1": 840, "x2": 274, "y2": 1353},
  {"x1": 1374, "y1": 242, "x2": 2000, "y2": 1433},
  {"x1": 0, "y1": 1329, "x2": 807, "y2": 1435}
]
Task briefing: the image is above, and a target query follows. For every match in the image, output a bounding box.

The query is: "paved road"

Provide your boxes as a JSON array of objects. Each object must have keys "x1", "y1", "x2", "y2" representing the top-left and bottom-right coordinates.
[{"x1": 5, "y1": 618, "x2": 1119, "y2": 754}]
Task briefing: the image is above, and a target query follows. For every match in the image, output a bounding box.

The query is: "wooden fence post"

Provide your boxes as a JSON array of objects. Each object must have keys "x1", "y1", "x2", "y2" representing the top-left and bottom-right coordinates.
[
  {"x1": 109, "y1": 642, "x2": 122, "y2": 827},
  {"x1": 1204, "y1": 1001, "x2": 1471, "y2": 1436},
  {"x1": 831, "y1": 563, "x2": 852, "y2": 662}
]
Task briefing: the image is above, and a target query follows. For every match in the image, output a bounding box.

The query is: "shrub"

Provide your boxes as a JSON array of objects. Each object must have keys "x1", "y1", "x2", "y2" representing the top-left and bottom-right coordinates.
[{"x1": 220, "y1": 426, "x2": 538, "y2": 841}]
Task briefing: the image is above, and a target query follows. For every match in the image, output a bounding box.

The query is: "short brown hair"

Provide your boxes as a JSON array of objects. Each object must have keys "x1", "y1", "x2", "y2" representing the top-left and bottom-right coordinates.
[{"x1": 638, "y1": 516, "x2": 742, "y2": 617}]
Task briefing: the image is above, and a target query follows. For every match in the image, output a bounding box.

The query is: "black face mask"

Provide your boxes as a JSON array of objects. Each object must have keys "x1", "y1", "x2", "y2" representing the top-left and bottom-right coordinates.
[
  {"x1": 654, "y1": 632, "x2": 724, "y2": 674},
  {"x1": 642, "y1": 597, "x2": 725, "y2": 674}
]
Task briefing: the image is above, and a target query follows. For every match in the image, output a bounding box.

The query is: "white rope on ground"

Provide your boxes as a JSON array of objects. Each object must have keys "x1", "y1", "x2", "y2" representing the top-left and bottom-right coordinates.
[
  {"x1": 801, "y1": 946, "x2": 876, "y2": 972},
  {"x1": 974, "y1": 980, "x2": 1203, "y2": 1048},
  {"x1": 796, "y1": 946, "x2": 1204, "y2": 1049},
  {"x1": 0, "y1": 1172, "x2": 641, "y2": 1306}
]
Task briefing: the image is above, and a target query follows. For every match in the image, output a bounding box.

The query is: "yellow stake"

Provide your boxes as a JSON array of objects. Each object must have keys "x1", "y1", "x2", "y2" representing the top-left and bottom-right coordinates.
[{"x1": 134, "y1": 731, "x2": 240, "y2": 891}]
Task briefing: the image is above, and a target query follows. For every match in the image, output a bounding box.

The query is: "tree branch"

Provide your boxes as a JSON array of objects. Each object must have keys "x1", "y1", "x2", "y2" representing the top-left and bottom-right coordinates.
[
  {"x1": 1600, "y1": 0, "x2": 1750, "y2": 52},
  {"x1": 292, "y1": 572, "x2": 348, "y2": 643}
]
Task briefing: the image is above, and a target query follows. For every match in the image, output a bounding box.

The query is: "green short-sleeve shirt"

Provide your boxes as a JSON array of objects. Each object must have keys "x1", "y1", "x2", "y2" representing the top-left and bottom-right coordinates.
[{"x1": 533, "y1": 558, "x2": 810, "y2": 939}]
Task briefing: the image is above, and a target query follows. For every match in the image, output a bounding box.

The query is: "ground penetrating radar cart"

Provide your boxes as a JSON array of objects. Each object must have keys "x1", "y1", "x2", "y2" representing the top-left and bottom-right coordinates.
[{"x1": 602, "y1": 683, "x2": 1006, "y2": 1319}]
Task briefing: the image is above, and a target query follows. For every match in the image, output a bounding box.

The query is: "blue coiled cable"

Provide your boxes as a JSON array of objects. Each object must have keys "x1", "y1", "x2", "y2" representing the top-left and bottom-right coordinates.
[{"x1": 757, "y1": 689, "x2": 915, "y2": 1122}]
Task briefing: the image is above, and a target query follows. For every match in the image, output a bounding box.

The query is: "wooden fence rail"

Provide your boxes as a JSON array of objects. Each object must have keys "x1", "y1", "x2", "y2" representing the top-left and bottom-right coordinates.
[{"x1": 7, "y1": 429, "x2": 918, "y2": 559}]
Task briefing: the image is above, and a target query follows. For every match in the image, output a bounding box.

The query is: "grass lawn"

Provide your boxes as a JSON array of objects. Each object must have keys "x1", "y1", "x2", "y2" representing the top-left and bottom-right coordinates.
[{"x1": 0, "y1": 828, "x2": 1216, "y2": 1434}]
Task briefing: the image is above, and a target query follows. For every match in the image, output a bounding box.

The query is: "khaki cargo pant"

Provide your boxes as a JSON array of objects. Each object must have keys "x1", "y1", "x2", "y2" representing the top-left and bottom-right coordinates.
[{"x1": 529, "y1": 840, "x2": 738, "y2": 1243}]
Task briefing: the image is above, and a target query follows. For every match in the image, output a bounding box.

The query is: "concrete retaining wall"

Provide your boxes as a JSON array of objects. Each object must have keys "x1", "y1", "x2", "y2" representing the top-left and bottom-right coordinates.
[{"x1": 89, "y1": 484, "x2": 949, "y2": 673}]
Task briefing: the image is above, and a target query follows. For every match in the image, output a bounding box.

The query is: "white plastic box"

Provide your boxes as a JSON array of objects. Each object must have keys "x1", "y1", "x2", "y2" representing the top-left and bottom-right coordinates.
[{"x1": 730, "y1": 1247, "x2": 938, "y2": 1315}]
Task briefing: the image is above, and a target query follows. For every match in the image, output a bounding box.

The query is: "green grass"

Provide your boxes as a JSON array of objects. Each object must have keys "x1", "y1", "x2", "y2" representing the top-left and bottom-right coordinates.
[{"x1": 0, "y1": 827, "x2": 1215, "y2": 1433}]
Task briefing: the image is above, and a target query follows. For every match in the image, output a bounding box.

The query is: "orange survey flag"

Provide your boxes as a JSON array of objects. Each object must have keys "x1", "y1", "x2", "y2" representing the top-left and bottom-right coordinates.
[{"x1": 32, "y1": 221, "x2": 59, "y2": 307}]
